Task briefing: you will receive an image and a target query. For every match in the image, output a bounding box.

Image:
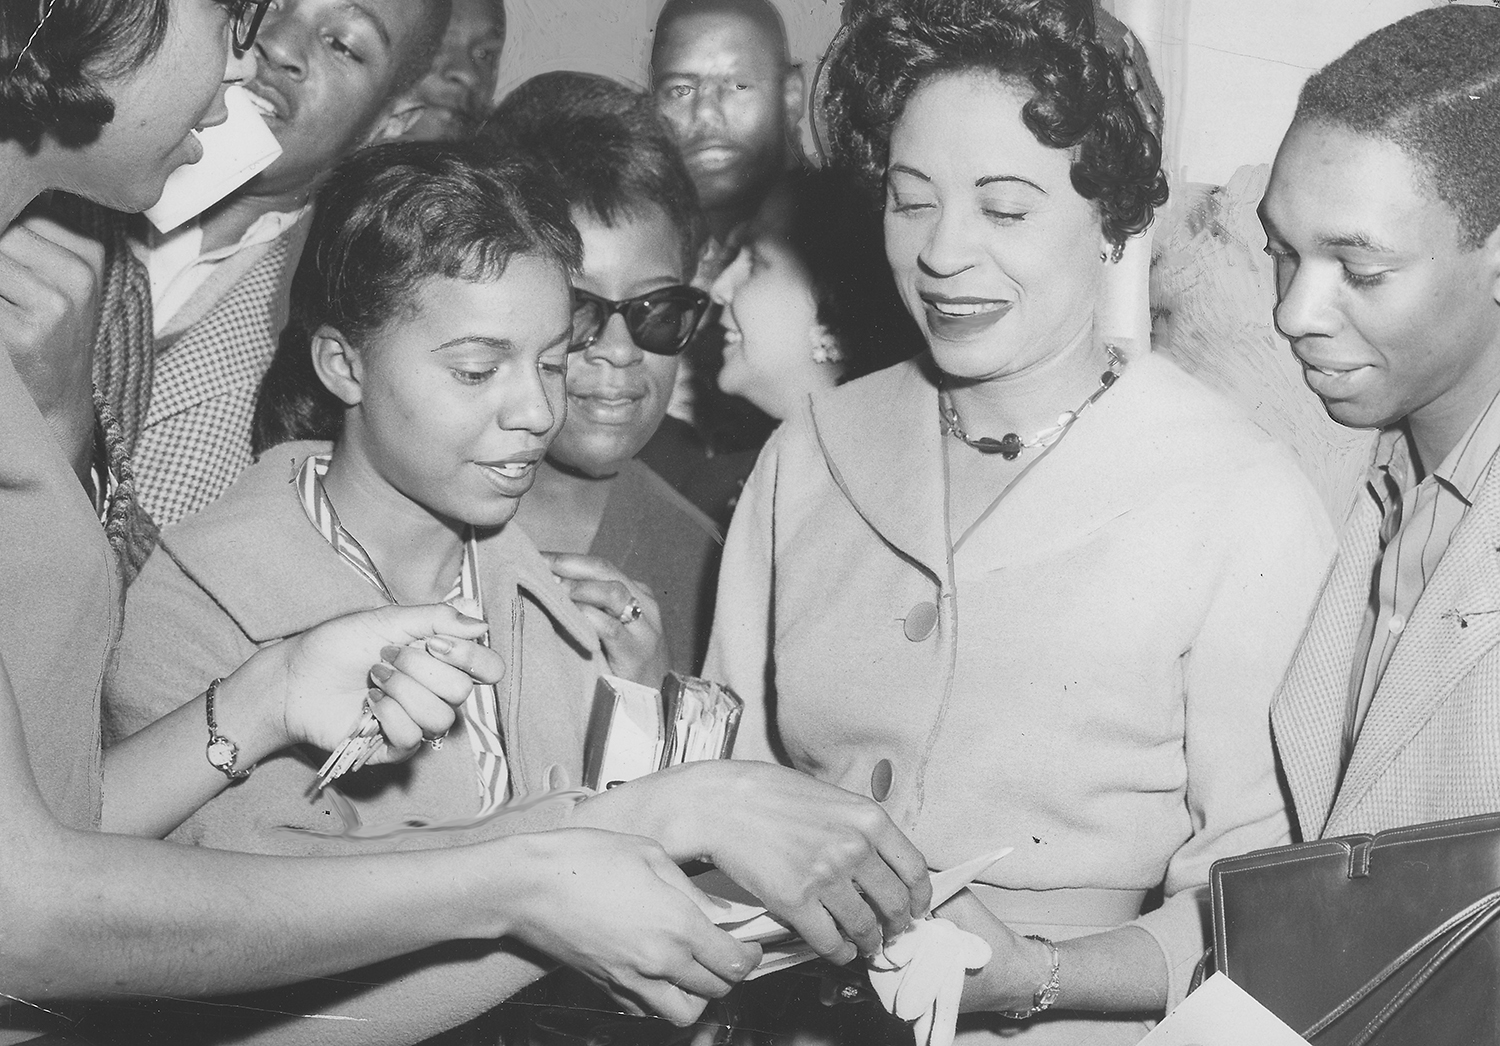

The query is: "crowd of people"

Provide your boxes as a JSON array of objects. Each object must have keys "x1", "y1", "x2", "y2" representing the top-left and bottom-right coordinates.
[{"x1": 2, "y1": 0, "x2": 1499, "y2": 1044}]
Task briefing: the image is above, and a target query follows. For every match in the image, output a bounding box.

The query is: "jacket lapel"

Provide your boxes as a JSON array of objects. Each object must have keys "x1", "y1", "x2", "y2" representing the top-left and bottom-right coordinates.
[
  {"x1": 1271, "y1": 490, "x2": 1381, "y2": 839},
  {"x1": 476, "y1": 522, "x2": 600, "y2": 658},
  {"x1": 1329, "y1": 454, "x2": 1500, "y2": 826},
  {"x1": 159, "y1": 441, "x2": 387, "y2": 642},
  {"x1": 944, "y1": 353, "x2": 1178, "y2": 573},
  {"x1": 807, "y1": 357, "x2": 950, "y2": 584},
  {"x1": 145, "y1": 227, "x2": 299, "y2": 430}
]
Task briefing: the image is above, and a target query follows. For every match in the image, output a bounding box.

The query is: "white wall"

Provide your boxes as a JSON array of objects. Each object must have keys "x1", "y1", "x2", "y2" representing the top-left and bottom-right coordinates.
[
  {"x1": 1109, "y1": 0, "x2": 1443, "y2": 184},
  {"x1": 497, "y1": 0, "x2": 1471, "y2": 185}
]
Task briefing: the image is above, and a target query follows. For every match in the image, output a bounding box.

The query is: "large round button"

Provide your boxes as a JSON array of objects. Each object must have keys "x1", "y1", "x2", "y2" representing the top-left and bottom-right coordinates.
[
  {"x1": 870, "y1": 759, "x2": 894, "y2": 802},
  {"x1": 904, "y1": 601, "x2": 939, "y2": 642}
]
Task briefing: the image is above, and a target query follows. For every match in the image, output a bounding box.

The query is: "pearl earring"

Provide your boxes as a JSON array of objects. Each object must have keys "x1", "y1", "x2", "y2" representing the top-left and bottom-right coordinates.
[{"x1": 809, "y1": 324, "x2": 844, "y2": 365}]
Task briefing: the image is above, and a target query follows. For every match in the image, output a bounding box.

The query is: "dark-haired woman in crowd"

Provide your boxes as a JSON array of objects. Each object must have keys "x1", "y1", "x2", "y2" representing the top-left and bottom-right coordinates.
[
  {"x1": 707, "y1": 1, "x2": 1335, "y2": 1041},
  {"x1": 709, "y1": 163, "x2": 925, "y2": 422},
  {"x1": 482, "y1": 71, "x2": 723, "y2": 674}
]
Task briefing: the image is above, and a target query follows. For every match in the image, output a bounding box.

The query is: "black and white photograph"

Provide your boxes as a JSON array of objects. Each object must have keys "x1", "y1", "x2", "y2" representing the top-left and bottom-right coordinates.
[{"x1": 3, "y1": 0, "x2": 1500, "y2": 1043}]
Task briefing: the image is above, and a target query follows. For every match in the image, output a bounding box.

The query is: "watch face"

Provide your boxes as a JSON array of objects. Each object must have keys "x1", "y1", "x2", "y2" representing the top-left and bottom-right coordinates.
[{"x1": 207, "y1": 738, "x2": 237, "y2": 769}]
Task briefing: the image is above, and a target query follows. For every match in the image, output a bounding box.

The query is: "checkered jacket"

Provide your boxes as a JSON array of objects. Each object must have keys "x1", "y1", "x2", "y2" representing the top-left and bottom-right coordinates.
[
  {"x1": 133, "y1": 220, "x2": 306, "y2": 527},
  {"x1": 1273, "y1": 445, "x2": 1500, "y2": 839}
]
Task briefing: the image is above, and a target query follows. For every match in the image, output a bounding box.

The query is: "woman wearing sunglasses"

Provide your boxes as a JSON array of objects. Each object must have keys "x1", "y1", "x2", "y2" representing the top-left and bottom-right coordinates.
[{"x1": 487, "y1": 72, "x2": 723, "y2": 675}]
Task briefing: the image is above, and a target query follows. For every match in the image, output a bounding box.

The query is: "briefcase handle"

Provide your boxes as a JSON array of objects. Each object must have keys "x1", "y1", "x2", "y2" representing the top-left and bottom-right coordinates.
[{"x1": 1302, "y1": 888, "x2": 1500, "y2": 1045}]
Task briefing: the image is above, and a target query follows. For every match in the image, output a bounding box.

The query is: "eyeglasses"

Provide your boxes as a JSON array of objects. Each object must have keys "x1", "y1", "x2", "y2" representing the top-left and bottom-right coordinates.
[
  {"x1": 571, "y1": 286, "x2": 711, "y2": 356},
  {"x1": 230, "y1": 0, "x2": 273, "y2": 52}
]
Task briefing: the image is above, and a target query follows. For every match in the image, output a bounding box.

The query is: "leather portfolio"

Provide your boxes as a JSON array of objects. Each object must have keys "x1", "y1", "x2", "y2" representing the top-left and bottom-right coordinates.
[{"x1": 1210, "y1": 811, "x2": 1500, "y2": 1044}]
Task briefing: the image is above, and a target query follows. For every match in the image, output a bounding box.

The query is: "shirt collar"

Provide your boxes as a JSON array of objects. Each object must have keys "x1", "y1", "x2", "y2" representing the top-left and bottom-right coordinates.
[{"x1": 1371, "y1": 386, "x2": 1500, "y2": 509}]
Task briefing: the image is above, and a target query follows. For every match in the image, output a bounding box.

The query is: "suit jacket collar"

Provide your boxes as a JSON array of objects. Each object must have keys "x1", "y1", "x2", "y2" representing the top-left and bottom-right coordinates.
[
  {"x1": 1330, "y1": 448, "x2": 1500, "y2": 827},
  {"x1": 1275, "y1": 442, "x2": 1500, "y2": 837},
  {"x1": 146, "y1": 219, "x2": 308, "y2": 429},
  {"x1": 158, "y1": 441, "x2": 598, "y2": 653}
]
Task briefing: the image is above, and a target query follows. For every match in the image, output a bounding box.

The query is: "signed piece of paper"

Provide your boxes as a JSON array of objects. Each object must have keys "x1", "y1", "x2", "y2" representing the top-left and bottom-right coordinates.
[{"x1": 1140, "y1": 973, "x2": 1311, "y2": 1046}]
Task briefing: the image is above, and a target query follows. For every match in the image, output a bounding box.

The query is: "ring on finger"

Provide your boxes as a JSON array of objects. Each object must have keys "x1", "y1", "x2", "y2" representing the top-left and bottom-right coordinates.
[
  {"x1": 616, "y1": 597, "x2": 644, "y2": 625},
  {"x1": 423, "y1": 732, "x2": 447, "y2": 751}
]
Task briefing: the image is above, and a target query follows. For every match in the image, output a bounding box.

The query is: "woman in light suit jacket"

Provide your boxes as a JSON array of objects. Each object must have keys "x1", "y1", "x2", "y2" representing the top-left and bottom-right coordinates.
[{"x1": 705, "y1": 1, "x2": 1336, "y2": 1041}]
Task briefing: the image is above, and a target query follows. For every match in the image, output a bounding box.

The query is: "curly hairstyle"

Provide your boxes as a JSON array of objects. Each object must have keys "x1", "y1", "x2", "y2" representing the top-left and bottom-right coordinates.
[
  {"x1": 480, "y1": 71, "x2": 706, "y2": 274},
  {"x1": 1, "y1": 0, "x2": 170, "y2": 149},
  {"x1": 774, "y1": 165, "x2": 925, "y2": 382},
  {"x1": 1295, "y1": 5, "x2": 1500, "y2": 250},
  {"x1": 822, "y1": 0, "x2": 1167, "y2": 247},
  {"x1": 251, "y1": 141, "x2": 582, "y2": 453}
]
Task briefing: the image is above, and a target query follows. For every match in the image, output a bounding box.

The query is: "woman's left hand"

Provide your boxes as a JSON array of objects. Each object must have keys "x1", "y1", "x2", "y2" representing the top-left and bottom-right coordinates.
[{"x1": 544, "y1": 552, "x2": 670, "y2": 686}]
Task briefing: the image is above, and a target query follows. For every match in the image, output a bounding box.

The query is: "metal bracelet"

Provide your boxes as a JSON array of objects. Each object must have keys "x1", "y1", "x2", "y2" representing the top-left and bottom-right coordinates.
[
  {"x1": 1000, "y1": 935, "x2": 1061, "y2": 1020},
  {"x1": 205, "y1": 677, "x2": 253, "y2": 782}
]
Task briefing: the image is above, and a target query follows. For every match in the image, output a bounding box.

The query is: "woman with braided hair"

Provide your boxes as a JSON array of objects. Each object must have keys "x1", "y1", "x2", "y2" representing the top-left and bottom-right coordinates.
[
  {"x1": 0, "y1": 5, "x2": 765, "y2": 1042},
  {"x1": 706, "y1": 1, "x2": 1337, "y2": 1041}
]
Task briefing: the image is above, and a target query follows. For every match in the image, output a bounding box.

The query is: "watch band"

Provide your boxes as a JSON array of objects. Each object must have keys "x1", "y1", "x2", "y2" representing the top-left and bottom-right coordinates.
[
  {"x1": 204, "y1": 677, "x2": 252, "y2": 782},
  {"x1": 1000, "y1": 935, "x2": 1061, "y2": 1020}
]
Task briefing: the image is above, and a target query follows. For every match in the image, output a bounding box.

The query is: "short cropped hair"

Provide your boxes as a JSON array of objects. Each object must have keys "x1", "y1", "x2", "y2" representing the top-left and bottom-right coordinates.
[
  {"x1": 1296, "y1": 5, "x2": 1500, "y2": 249},
  {"x1": 823, "y1": 0, "x2": 1167, "y2": 248},
  {"x1": 481, "y1": 71, "x2": 706, "y2": 274},
  {"x1": 778, "y1": 165, "x2": 926, "y2": 382},
  {"x1": 651, "y1": 0, "x2": 791, "y2": 70},
  {"x1": 1, "y1": 0, "x2": 170, "y2": 148},
  {"x1": 252, "y1": 141, "x2": 581, "y2": 451}
]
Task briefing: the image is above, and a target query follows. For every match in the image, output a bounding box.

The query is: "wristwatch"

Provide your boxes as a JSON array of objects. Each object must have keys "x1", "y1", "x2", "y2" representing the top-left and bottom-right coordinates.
[
  {"x1": 204, "y1": 677, "x2": 253, "y2": 782},
  {"x1": 1001, "y1": 935, "x2": 1061, "y2": 1020}
]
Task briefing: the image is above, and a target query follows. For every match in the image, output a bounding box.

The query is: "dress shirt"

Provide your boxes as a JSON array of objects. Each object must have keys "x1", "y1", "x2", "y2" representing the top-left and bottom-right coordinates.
[
  {"x1": 1344, "y1": 389, "x2": 1500, "y2": 762},
  {"x1": 137, "y1": 207, "x2": 307, "y2": 337}
]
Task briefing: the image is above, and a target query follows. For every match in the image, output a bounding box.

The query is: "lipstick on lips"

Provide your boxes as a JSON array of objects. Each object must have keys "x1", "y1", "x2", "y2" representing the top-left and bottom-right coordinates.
[{"x1": 921, "y1": 293, "x2": 1014, "y2": 340}]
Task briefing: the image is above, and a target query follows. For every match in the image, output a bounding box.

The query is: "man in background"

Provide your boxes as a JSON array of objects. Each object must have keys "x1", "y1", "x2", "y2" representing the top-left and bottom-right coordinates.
[
  {"x1": 647, "y1": 0, "x2": 805, "y2": 455},
  {"x1": 391, "y1": 0, "x2": 507, "y2": 141}
]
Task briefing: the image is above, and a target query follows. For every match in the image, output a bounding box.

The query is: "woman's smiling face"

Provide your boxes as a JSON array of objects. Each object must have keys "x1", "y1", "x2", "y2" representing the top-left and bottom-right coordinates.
[
  {"x1": 883, "y1": 71, "x2": 1107, "y2": 382},
  {"x1": 331, "y1": 255, "x2": 573, "y2": 529},
  {"x1": 547, "y1": 207, "x2": 684, "y2": 478}
]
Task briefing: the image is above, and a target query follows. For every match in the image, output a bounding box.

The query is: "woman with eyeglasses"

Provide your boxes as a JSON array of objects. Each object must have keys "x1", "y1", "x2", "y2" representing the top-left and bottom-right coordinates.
[
  {"x1": 484, "y1": 72, "x2": 725, "y2": 676},
  {"x1": 0, "y1": 2, "x2": 772, "y2": 1039}
]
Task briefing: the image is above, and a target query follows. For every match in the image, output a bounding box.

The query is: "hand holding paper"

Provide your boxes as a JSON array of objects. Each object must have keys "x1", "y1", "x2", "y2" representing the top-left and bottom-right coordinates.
[{"x1": 868, "y1": 918, "x2": 992, "y2": 1046}]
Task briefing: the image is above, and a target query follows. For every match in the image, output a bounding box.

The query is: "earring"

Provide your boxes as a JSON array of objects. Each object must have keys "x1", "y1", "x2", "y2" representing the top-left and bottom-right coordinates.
[
  {"x1": 809, "y1": 324, "x2": 844, "y2": 365},
  {"x1": 1103, "y1": 241, "x2": 1126, "y2": 264}
]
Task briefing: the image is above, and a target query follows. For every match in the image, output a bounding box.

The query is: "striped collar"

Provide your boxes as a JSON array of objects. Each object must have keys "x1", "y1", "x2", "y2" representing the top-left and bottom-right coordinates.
[{"x1": 293, "y1": 452, "x2": 509, "y2": 810}]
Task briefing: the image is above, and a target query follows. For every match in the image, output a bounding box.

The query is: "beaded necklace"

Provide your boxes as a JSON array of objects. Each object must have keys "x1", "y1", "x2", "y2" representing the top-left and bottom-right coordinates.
[{"x1": 939, "y1": 350, "x2": 1123, "y2": 461}]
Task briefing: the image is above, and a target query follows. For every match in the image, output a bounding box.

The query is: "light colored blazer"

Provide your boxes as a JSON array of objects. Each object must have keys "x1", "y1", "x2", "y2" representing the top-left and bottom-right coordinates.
[
  {"x1": 103, "y1": 441, "x2": 606, "y2": 1045},
  {"x1": 1273, "y1": 447, "x2": 1500, "y2": 840},
  {"x1": 707, "y1": 352, "x2": 1335, "y2": 1042}
]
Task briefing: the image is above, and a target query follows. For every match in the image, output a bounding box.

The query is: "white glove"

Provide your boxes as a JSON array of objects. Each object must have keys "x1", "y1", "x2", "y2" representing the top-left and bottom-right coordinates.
[{"x1": 866, "y1": 917, "x2": 992, "y2": 1046}]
